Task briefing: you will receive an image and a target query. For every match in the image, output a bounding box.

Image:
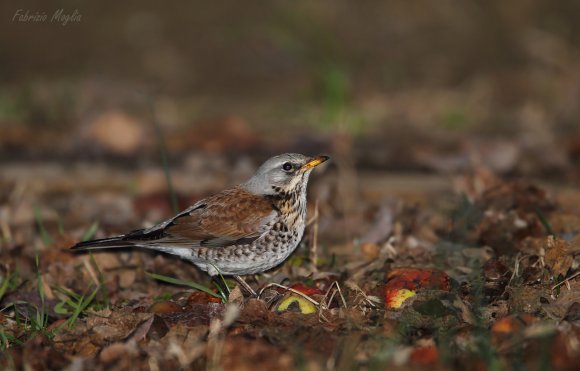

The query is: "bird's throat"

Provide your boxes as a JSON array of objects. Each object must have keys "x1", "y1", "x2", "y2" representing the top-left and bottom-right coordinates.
[{"x1": 270, "y1": 184, "x2": 307, "y2": 229}]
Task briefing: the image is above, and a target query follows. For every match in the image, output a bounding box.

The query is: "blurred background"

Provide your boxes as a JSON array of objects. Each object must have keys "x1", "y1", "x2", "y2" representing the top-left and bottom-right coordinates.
[
  {"x1": 1, "y1": 0, "x2": 580, "y2": 242},
  {"x1": 3, "y1": 2, "x2": 580, "y2": 367}
]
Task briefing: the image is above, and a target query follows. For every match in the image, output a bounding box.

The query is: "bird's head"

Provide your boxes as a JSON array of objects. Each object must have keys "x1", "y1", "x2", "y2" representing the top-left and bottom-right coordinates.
[{"x1": 244, "y1": 153, "x2": 329, "y2": 196}]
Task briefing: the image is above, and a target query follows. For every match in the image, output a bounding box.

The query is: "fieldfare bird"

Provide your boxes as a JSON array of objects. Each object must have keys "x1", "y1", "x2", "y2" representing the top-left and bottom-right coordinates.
[{"x1": 72, "y1": 153, "x2": 329, "y2": 295}]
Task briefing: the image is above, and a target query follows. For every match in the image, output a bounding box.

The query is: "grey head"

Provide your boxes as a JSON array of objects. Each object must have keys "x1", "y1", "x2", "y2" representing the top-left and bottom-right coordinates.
[{"x1": 243, "y1": 153, "x2": 329, "y2": 196}]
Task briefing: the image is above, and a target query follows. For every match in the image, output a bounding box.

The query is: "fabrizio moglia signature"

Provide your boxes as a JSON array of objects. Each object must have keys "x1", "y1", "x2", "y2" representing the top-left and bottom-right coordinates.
[{"x1": 12, "y1": 9, "x2": 82, "y2": 26}]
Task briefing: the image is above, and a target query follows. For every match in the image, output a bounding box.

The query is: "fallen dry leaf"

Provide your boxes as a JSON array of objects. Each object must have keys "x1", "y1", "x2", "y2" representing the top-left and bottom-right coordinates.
[
  {"x1": 544, "y1": 236, "x2": 574, "y2": 278},
  {"x1": 149, "y1": 300, "x2": 183, "y2": 314}
]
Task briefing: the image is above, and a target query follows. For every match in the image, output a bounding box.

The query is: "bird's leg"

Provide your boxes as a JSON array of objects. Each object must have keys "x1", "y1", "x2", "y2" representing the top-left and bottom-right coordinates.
[{"x1": 234, "y1": 275, "x2": 258, "y2": 297}]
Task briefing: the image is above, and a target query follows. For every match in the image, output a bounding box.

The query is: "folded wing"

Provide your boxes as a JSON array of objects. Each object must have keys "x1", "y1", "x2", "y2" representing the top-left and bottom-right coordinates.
[{"x1": 72, "y1": 187, "x2": 276, "y2": 250}]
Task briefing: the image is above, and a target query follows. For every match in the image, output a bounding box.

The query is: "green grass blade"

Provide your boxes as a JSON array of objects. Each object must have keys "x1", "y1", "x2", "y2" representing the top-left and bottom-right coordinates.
[
  {"x1": 0, "y1": 330, "x2": 9, "y2": 349},
  {"x1": 209, "y1": 263, "x2": 229, "y2": 302},
  {"x1": 0, "y1": 274, "x2": 10, "y2": 302},
  {"x1": 146, "y1": 272, "x2": 222, "y2": 299},
  {"x1": 36, "y1": 255, "x2": 45, "y2": 306},
  {"x1": 62, "y1": 285, "x2": 100, "y2": 331},
  {"x1": 35, "y1": 255, "x2": 49, "y2": 330},
  {"x1": 54, "y1": 285, "x2": 82, "y2": 302},
  {"x1": 151, "y1": 107, "x2": 178, "y2": 214},
  {"x1": 57, "y1": 216, "x2": 65, "y2": 236},
  {"x1": 34, "y1": 206, "x2": 53, "y2": 245},
  {"x1": 53, "y1": 301, "x2": 70, "y2": 315},
  {"x1": 89, "y1": 252, "x2": 109, "y2": 308},
  {"x1": 81, "y1": 221, "x2": 99, "y2": 242},
  {"x1": 535, "y1": 207, "x2": 555, "y2": 236}
]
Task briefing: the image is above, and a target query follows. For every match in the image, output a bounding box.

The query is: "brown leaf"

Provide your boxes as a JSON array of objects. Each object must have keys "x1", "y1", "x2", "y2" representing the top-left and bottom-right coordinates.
[
  {"x1": 187, "y1": 291, "x2": 222, "y2": 306},
  {"x1": 544, "y1": 236, "x2": 574, "y2": 278}
]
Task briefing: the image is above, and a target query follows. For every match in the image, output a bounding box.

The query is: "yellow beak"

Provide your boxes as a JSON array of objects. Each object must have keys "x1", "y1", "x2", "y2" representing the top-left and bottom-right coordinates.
[{"x1": 301, "y1": 155, "x2": 330, "y2": 170}]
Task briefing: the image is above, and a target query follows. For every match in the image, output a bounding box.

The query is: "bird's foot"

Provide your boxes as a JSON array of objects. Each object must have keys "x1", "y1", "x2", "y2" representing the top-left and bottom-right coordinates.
[{"x1": 233, "y1": 275, "x2": 258, "y2": 298}]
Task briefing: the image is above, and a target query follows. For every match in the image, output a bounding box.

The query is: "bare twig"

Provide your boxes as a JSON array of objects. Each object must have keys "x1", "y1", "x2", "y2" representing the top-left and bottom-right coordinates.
[
  {"x1": 83, "y1": 257, "x2": 100, "y2": 287},
  {"x1": 258, "y1": 283, "x2": 320, "y2": 306},
  {"x1": 345, "y1": 280, "x2": 380, "y2": 311},
  {"x1": 508, "y1": 253, "x2": 526, "y2": 285},
  {"x1": 322, "y1": 281, "x2": 348, "y2": 309},
  {"x1": 552, "y1": 270, "x2": 580, "y2": 291},
  {"x1": 308, "y1": 200, "x2": 319, "y2": 272}
]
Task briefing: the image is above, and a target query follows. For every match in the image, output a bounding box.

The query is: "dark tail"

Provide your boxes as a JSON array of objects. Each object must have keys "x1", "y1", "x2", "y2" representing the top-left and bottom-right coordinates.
[
  {"x1": 71, "y1": 235, "x2": 137, "y2": 251},
  {"x1": 71, "y1": 225, "x2": 168, "y2": 251}
]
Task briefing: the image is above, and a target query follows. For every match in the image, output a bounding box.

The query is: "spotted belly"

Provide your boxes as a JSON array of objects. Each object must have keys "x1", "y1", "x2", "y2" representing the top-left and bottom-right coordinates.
[{"x1": 190, "y1": 220, "x2": 305, "y2": 276}]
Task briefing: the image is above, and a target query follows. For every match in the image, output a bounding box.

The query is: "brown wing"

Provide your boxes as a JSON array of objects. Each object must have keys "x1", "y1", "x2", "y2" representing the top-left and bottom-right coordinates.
[{"x1": 136, "y1": 187, "x2": 276, "y2": 248}]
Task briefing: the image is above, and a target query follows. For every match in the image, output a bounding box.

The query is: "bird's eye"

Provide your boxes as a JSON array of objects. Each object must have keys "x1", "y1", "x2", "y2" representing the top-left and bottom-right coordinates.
[{"x1": 282, "y1": 162, "x2": 293, "y2": 172}]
